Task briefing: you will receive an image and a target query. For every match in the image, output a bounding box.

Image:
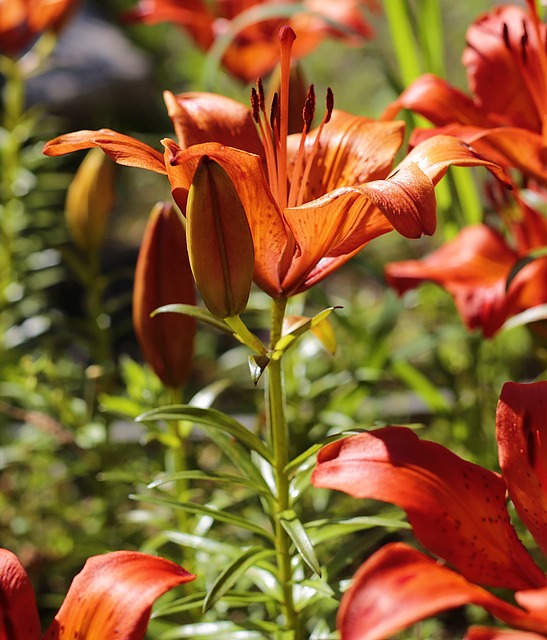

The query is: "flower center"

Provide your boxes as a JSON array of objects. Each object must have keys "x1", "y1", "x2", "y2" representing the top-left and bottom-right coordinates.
[{"x1": 250, "y1": 26, "x2": 333, "y2": 211}]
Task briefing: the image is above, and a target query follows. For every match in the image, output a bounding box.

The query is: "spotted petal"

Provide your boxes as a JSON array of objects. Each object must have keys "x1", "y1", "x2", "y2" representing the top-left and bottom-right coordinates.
[
  {"x1": 497, "y1": 381, "x2": 547, "y2": 560},
  {"x1": 312, "y1": 427, "x2": 547, "y2": 590},
  {"x1": 0, "y1": 548, "x2": 41, "y2": 639},
  {"x1": 338, "y1": 543, "x2": 547, "y2": 640}
]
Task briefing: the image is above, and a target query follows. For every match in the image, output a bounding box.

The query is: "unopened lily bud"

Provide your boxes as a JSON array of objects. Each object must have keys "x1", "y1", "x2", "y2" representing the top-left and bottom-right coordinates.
[
  {"x1": 186, "y1": 156, "x2": 254, "y2": 318},
  {"x1": 65, "y1": 147, "x2": 116, "y2": 253},
  {"x1": 133, "y1": 202, "x2": 196, "y2": 389}
]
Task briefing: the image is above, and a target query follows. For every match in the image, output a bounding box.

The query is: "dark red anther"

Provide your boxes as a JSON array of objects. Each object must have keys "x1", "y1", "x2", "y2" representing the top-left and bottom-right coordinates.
[
  {"x1": 502, "y1": 22, "x2": 511, "y2": 49},
  {"x1": 270, "y1": 92, "x2": 279, "y2": 130},
  {"x1": 325, "y1": 88, "x2": 334, "y2": 124},
  {"x1": 250, "y1": 87, "x2": 260, "y2": 123}
]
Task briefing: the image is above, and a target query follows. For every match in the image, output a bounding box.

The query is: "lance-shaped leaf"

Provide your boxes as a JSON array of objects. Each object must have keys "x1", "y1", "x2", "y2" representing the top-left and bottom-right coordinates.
[
  {"x1": 133, "y1": 202, "x2": 196, "y2": 389},
  {"x1": 186, "y1": 155, "x2": 254, "y2": 318}
]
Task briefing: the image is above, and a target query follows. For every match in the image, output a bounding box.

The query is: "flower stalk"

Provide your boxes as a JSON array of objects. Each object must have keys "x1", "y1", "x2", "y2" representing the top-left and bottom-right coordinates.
[{"x1": 266, "y1": 296, "x2": 301, "y2": 637}]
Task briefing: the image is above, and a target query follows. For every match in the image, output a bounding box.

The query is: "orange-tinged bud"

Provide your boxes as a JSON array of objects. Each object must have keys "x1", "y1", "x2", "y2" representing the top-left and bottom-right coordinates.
[
  {"x1": 133, "y1": 202, "x2": 196, "y2": 389},
  {"x1": 186, "y1": 155, "x2": 254, "y2": 318},
  {"x1": 64, "y1": 147, "x2": 116, "y2": 253}
]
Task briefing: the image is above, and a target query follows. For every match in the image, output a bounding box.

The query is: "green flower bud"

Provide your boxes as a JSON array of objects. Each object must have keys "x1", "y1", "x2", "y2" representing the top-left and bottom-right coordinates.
[{"x1": 187, "y1": 155, "x2": 254, "y2": 318}]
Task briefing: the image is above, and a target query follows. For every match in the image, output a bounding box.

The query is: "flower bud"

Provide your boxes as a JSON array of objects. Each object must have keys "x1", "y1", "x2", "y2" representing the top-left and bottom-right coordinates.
[
  {"x1": 133, "y1": 202, "x2": 196, "y2": 389},
  {"x1": 186, "y1": 155, "x2": 254, "y2": 318},
  {"x1": 64, "y1": 147, "x2": 116, "y2": 253}
]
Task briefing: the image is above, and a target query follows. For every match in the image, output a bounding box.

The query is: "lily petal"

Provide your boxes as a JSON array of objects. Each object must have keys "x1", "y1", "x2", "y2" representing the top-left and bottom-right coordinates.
[
  {"x1": 396, "y1": 134, "x2": 511, "y2": 188},
  {"x1": 382, "y1": 74, "x2": 491, "y2": 127},
  {"x1": 288, "y1": 111, "x2": 404, "y2": 200},
  {"x1": 312, "y1": 427, "x2": 547, "y2": 589},
  {"x1": 281, "y1": 162, "x2": 437, "y2": 294},
  {"x1": 163, "y1": 91, "x2": 264, "y2": 155},
  {"x1": 497, "y1": 381, "x2": 547, "y2": 559},
  {"x1": 43, "y1": 130, "x2": 167, "y2": 175},
  {"x1": 466, "y1": 628, "x2": 547, "y2": 640},
  {"x1": 463, "y1": 5, "x2": 544, "y2": 132},
  {"x1": 43, "y1": 551, "x2": 195, "y2": 640},
  {"x1": 338, "y1": 543, "x2": 547, "y2": 640},
  {"x1": 0, "y1": 548, "x2": 41, "y2": 639},
  {"x1": 385, "y1": 224, "x2": 519, "y2": 337}
]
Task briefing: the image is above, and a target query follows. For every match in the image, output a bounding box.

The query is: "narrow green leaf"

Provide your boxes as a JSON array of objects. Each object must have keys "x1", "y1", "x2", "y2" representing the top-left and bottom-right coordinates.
[
  {"x1": 148, "y1": 470, "x2": 272, "y2": 496},
  {"x1": 152, "y1": 303, "x2": 233, "y2": 334},
  {"x1": 279, "y1": 509, "x2": 321, "y2": 576},
  {"x1": 137, "y1": 405, "x2": 273, "y2": 463},
  {"x1": 130, "y1": 493, "x2": 275, "y2": 541},
  {"x1": 203, "y1": 547, "x2": 275, "y2": 613},
  {"x1": 306, "y1": 515, "x2": 410, "y2": 545}
]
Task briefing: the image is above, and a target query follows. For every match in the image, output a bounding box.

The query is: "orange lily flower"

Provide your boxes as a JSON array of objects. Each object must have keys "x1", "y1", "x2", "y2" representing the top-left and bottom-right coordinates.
[
  {"x1": 385, "y1": 194, "x2": 547, "y2": 337},
  {"x1": 0, "y1": 547, "x2": 194, "y2": 638},
  {"x1": 123, "y1": 0, "x2": 378, "y2": 82},
  {"x1": 43, "y1": 28, "x2": 509, "y2": 299},
  {"x1": 0, "y1": 0, "x2": 78, "y2": 57},
  {"x1": 312, "y1": 381, "x2": 547, "y2": 640},
  {"x1": 383, "y1": 1, "x2": 547, "y2": 184}
]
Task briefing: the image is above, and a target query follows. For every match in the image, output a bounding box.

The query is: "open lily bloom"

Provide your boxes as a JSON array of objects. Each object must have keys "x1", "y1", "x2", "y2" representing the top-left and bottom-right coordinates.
[
  {"x1": 385, "y1": 194, "x2": 547, "y2": 337},
  {"x1": 312, "y1": 381, "x2": 547, "y2": 640},
  {"x1": 0, "y1": 0, "x2": 78, "y2": 57},
  {"x1": 0, "y1": 548, "x2": 194, "y2": 638},
  {"x1": 383, "y1": 1, "x2": 547, "y2": 184},
  {"x1": 44, "y1": 28, "x2": 509, "y2": 300},
  {"x1": 123, "y1": 0, "x2": 378, "y2": 82}
]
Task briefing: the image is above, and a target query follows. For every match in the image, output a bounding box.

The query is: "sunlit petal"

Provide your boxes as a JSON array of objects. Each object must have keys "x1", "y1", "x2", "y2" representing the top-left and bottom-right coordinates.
[
  {"x1": 163, "y1": 91, "x2": 263, "y2": 155},
  {"x1": 43, "y1": 551, "x2": 195, "y2": 639},
  {"x1": 288, "y1": 111, "x2": 404, "y2": 201},
  {"x1": 0, "y1": 548, "x2": 41, "y2": 639},
  {"x1": 43, "y1": 130, "x2": 167, "y2": 174},
  {"x1": 497, "y1": 381, "x2": 547, "y2": 559},
  {"x1": 397, "y1": 134, "x2": 512, "y2": 188},
  {"x1": 382, "y1": 74, "x2": 491, "y2": 126},
  {"x1": 337, "y1": 543, "x2": 546, "y2": 640},
  {"x1": 312, "y1": 427, "x2": 547, "y2": 589}
]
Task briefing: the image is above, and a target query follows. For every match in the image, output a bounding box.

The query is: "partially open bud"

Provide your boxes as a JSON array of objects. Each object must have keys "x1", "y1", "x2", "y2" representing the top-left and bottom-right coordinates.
[
  {"x1": 186, "y1": 156, "x2": 254, "y2": 318},
  {"x1": 64, "y1": 147, "x2": 116, "y2": 254},
  {"x1": 133, "y1": 202, "x2": 196, "y2": 389}
]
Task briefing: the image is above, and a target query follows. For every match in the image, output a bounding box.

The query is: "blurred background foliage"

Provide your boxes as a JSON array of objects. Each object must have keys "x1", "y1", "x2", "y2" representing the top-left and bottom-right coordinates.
[{"x1": 1, "y1": 0, "x2": 540, "y2": 637}]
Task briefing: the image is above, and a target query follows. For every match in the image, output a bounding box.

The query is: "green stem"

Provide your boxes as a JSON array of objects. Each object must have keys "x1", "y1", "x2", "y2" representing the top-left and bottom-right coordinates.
[{"x1": 267, "y1": 297, "x2": 300, "y2": 638}]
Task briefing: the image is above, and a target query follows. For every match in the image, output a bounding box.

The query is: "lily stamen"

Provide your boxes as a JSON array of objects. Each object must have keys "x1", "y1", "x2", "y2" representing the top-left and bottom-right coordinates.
[
  {"x1": 295, "y1": 88, "x2": 334, "y2": 208},
  {"x1": 251, "y1": 82, "x2": 279, "y2": 201},
  {"x1": 287, "y1": 84, "x2": 316, "y2": 208}
]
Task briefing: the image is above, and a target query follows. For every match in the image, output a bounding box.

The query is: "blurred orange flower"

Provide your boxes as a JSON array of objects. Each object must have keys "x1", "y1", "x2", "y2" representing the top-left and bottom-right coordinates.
[
  {"x1": 385, "y1": 193, "x2": 547, "y2": 337},
  {"x1": 124, "y1": 0, "x2": 379, "y2": 82},
  {"x1": 383, "y1": 1, "x2": 547, "y2": 184},
  {"x1": 0, "y1": 0, "x2": 77, "y2": 57}
]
